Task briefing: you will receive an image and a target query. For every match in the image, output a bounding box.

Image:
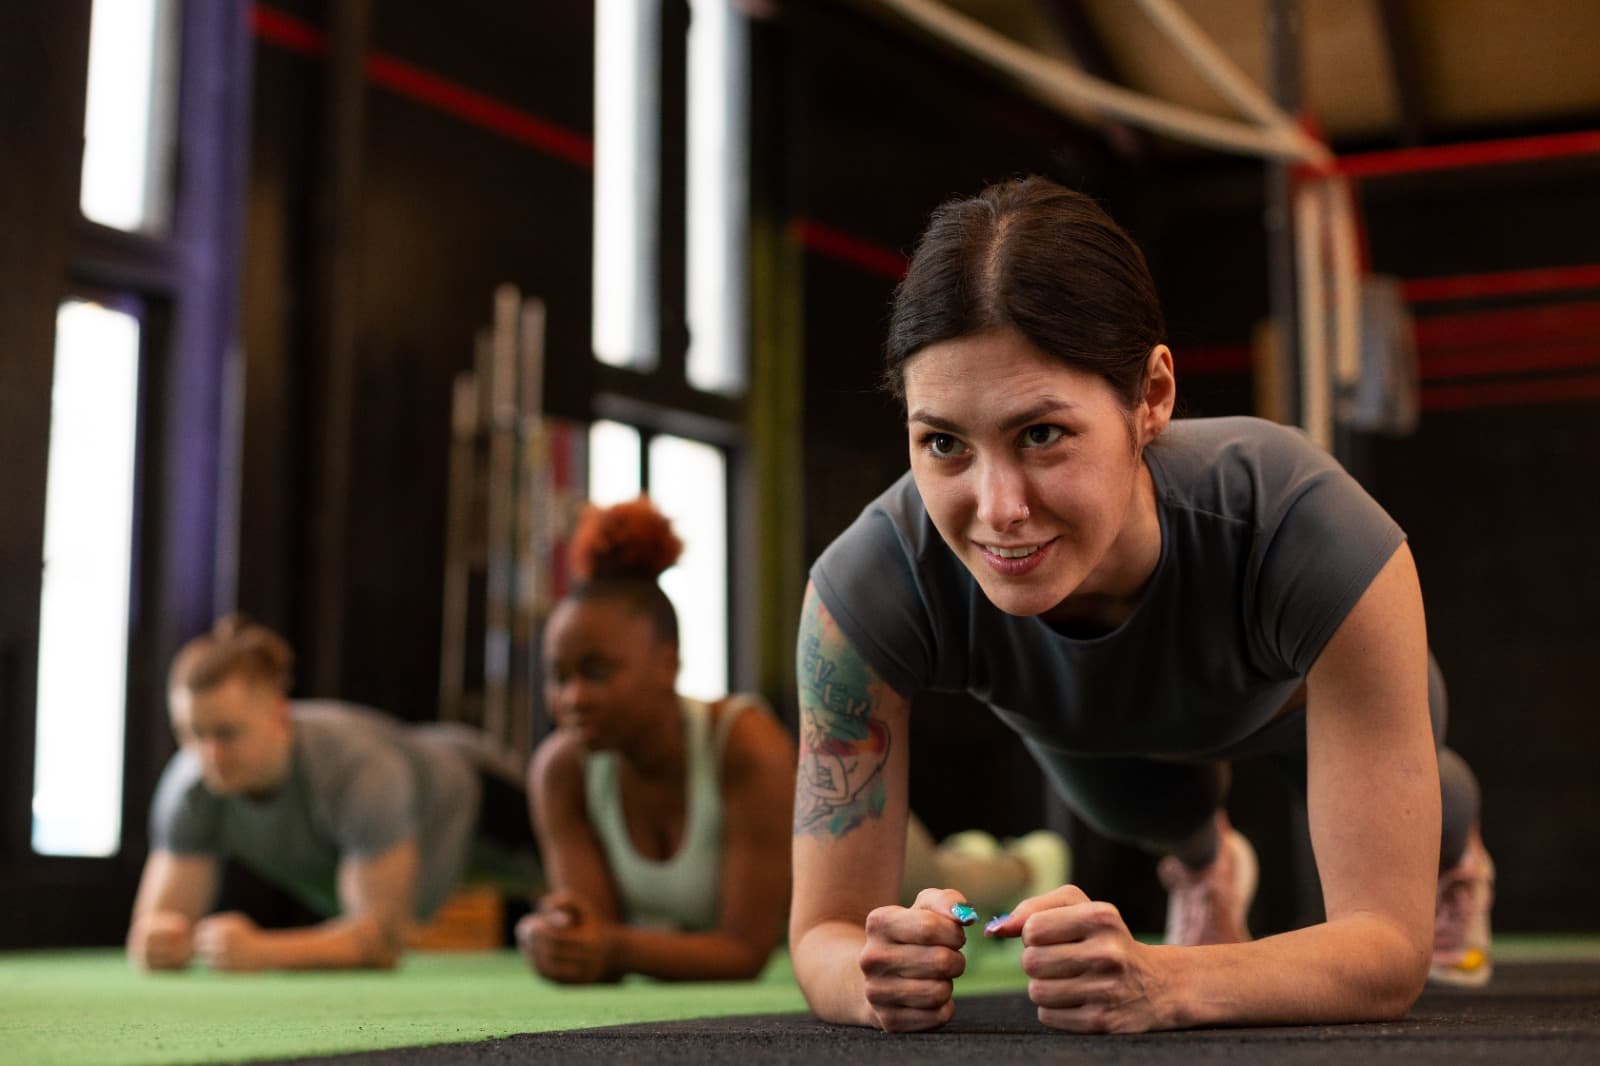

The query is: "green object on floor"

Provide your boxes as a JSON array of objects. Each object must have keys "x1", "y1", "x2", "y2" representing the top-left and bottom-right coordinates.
[{"x1": 0, "y1": 939, "x2": 1035, "y2": 1066}]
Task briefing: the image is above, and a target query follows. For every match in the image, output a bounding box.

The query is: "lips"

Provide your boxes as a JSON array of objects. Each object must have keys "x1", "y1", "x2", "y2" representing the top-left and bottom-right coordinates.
[{"x1": 975, "y1": 537, "x2": 1056, "y2": 577}]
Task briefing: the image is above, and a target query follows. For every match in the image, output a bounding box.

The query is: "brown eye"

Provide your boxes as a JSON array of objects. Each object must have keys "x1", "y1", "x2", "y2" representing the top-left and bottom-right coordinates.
[{"x1": 1021, "y1": 425, "x2": 1065, "y2": 448}]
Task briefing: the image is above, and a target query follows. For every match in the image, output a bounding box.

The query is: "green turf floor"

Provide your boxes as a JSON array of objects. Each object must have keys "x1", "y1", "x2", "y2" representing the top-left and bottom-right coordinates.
[
  {"x1": 1, "y1": 939, "x2": 1039, "y2": 1066},
  {"x1": 6, "y1": 937, "x2": 1598, "y2": 1066}
]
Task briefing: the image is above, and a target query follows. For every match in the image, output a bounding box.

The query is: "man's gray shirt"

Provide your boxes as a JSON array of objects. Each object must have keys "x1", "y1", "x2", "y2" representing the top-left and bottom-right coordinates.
[{"x1": 150, "y1": 701, "x2": 481, "y2": 919}]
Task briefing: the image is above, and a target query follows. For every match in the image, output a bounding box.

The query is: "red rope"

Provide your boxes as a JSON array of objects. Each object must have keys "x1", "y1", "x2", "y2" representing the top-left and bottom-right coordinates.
[
  {"x1": 789, "y1": 220, "x2": 908, "y2": 282},
  {"x1": 1337, "y1": 129, "x2": 1600, "y2": 179},
  {"x1": 251, "y1": 4, "x2": 593, "y2": 169},
  {"x1": 1402, "y1": 264, "x2": 1600, "y2": 304},
  {"x1": 1422, "y1": 373, "x2": 1600, "y2": 411}
]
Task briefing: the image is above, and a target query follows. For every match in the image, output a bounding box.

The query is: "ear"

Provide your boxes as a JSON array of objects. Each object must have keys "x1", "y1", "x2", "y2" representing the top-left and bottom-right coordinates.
[
  {"x1": 167, "y1": 689, "x2": 190, "y2": 739},
  {"x1": 1137, "y1": 344, "x2": 1176, "y2": 446},
  {"x1": 267, "y1": 690, "x2": 293, "y2": 729}
]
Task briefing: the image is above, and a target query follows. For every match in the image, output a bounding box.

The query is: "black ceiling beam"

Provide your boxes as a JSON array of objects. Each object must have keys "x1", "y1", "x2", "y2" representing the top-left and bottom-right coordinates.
[
  {"x1": 1040, "y1": 0, "x2": 1146, "y2": 161},
  {"x1": 1376, "y1": 0, "x2": 1427, "y2": 146}
]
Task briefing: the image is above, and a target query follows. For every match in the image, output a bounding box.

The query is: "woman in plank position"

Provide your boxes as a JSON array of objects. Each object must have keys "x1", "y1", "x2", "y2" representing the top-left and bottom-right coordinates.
[
  {"x1": 519, "y1": 497, "x2": 1066, "y2": 982},
  {"x1": 790, "y1": 176, "x2": 1491, "y2": 1033}
]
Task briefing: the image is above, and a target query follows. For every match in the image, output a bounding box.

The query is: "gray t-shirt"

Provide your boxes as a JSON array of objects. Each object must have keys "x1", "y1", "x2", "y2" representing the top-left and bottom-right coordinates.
[
  {"x1": 810, "y1": 416, "x2": 1405, "y2": 759},
  {"x1": 150, "y1": 701, "x2": 481, "y2": 919}
]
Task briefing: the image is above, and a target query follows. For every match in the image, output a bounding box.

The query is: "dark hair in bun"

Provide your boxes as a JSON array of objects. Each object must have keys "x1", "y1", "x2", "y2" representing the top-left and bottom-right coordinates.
[{"x1": 565, "y1": 497, "x2": 681, "y2": 645}]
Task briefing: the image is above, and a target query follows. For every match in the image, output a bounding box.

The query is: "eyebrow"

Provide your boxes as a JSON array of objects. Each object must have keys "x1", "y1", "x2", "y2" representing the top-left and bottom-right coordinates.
[{"x1": 907, "y1": 398, "x2": 1078, "y2": 434}]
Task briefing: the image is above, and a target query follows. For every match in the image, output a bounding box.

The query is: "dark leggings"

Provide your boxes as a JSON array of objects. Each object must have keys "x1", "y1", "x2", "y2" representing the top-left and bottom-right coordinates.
[{"x1": 1026, "y1": 653, "x2": 1481, "y2": 869}]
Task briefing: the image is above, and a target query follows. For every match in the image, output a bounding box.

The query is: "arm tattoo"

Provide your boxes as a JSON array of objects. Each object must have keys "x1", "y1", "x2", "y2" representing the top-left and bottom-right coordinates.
[{"x1": 794, "y1": 598, "x2": 891, "y2": 839}]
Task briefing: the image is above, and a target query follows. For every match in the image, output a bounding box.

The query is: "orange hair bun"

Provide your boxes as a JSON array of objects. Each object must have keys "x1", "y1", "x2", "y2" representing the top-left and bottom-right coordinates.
[{"x1": 569, "y1": 496, "x2": 683, "y2": 582}]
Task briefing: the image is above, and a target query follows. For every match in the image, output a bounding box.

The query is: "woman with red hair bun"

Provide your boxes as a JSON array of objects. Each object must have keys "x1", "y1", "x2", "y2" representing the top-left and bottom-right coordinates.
[
  {"x1": 518, "y1": 497, "x2": 1063, "y2": 983},
  {"x1": 517, "y1": 496, "x2": 797, "y2": 982}
]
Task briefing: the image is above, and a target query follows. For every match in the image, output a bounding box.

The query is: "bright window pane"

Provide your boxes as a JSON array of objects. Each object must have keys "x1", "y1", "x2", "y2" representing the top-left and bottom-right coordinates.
[
  {"x1": 593, "y1": 0, "x2": 660, "y2": 370},
  {"x1": 648, "y1": 436, "x2": 727, "y2": 702},
  {"x1": 686, "y1": 0, "x2": 749, "y2": 395},
  {"x1": 587, "y1": 419, "x2": 642, "y2": 506},
  {"x1": 80, "y1": 0, "x2": 179, "y2": 233},
  {"x1": 32, "y1": 300, "x2": 141, "y2": 857}
]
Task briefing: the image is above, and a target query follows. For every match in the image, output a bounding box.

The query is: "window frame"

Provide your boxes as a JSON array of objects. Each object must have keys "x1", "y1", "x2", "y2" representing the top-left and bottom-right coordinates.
[{"x1": 0, "y1": 0, "x2": 252, "y2": 946}]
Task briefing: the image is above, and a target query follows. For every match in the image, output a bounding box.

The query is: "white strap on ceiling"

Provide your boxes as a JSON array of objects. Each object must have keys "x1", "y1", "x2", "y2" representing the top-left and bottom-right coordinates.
[{"x1": 871, "y1": 0, "x2": 1329, "y2": 164}]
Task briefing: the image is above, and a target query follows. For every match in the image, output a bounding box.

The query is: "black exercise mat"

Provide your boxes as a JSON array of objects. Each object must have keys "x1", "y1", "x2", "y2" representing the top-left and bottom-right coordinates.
[{"x1": 281, "y1": 961, "x2": 1600, "y2": 1065}]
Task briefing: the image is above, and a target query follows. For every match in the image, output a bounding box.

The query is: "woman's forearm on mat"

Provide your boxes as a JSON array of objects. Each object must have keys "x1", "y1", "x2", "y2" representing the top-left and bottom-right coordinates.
[
  {"x1": 790, "y1": 919, "x2": 875, "y2": 1026},
  {"x1": 1156, "y1": 914, "x2": 1428, "y2": 1028},
  {"x1": 609, "y1": 926, "x2": 776, "y2": 981}
]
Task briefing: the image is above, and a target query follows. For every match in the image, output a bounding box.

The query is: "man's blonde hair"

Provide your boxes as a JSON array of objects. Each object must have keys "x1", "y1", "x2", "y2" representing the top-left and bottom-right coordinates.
[{"x1": 168, "y1": 614, "x2": 294, "y2": 697}]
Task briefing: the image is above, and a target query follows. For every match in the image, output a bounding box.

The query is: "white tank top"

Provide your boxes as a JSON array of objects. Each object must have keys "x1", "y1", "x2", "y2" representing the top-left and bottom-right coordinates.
[{"x1": 582, "y1": 696, "x2": 754, "y2": 931}]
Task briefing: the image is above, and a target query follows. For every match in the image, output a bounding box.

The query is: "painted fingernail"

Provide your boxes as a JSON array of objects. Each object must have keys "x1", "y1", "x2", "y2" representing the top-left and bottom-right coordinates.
[
  {"x1": 950, "y1": 903, "x2": 978, "y2": 925},
  {"x1": 983, "y1": 913, "x2": 1010, "y2": 934}
]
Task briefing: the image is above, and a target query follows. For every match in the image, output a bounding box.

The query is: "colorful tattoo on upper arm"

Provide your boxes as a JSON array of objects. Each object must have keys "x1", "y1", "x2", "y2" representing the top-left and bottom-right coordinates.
[{"x1": 794, "y1": 592, "x2": 892, "y2": 838}]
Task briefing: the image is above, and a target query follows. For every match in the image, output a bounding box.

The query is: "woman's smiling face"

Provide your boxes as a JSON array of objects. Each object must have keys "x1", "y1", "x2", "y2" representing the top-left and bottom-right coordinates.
[
  {"x1": 542, "y1": 596, "x2": 678, "y2": 751},
  {"x1": 902, "y1": 327, "x2": 1172, "y2": 621}
]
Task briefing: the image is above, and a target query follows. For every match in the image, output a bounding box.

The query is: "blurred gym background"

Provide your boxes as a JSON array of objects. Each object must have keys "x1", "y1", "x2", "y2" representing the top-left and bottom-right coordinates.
[{"x1": 2, "y1": 0, "x2": 1596, "y2": 949}]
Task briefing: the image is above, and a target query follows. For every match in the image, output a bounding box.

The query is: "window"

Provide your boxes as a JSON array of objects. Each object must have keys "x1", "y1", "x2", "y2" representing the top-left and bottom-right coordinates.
[
  {"x1": 31, "y1": 0, "x2": 187, "y2": 859},
  {"x1": 587, "y1": 0, "x2": 748, "y2": 703},
  {"x1": 31, "y1": 300, "x2": 143, "y2": 858},
  {"x1": 79, "y1": 0, "x2": 180, "y2": 234},
  {"x1": 585, "y1": 421, "x2": 728, "y2": 701},
  {"x1": 686, "y1": 0, "x2": 750, "y2": 394},
  {"x1": 592, "y1": 0, "x2": 750, "y2": 394},
  {"x1": 649, "y1": 434, "x2": 728, "y2": 702},
  {"x1": 592, "y1": 0, "x2": 661, "y2": 370},
  {"x1": 587, "y1": 419, "x2": 644, "y2": 505}
]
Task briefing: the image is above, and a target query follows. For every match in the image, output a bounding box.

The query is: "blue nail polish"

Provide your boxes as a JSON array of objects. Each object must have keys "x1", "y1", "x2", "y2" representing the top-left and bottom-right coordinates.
[
  {"x1": 950, "y1": 903, "x2": 978, "y2": 926},
  {"x1": 983, "y1": 912, "x2": 1010, "y2": 934}
]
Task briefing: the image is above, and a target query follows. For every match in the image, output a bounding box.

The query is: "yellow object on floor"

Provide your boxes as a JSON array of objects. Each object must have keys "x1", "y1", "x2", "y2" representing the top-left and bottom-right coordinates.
[{"x1": 406, "y1": 884, "x2": 507, "y2": 950}]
